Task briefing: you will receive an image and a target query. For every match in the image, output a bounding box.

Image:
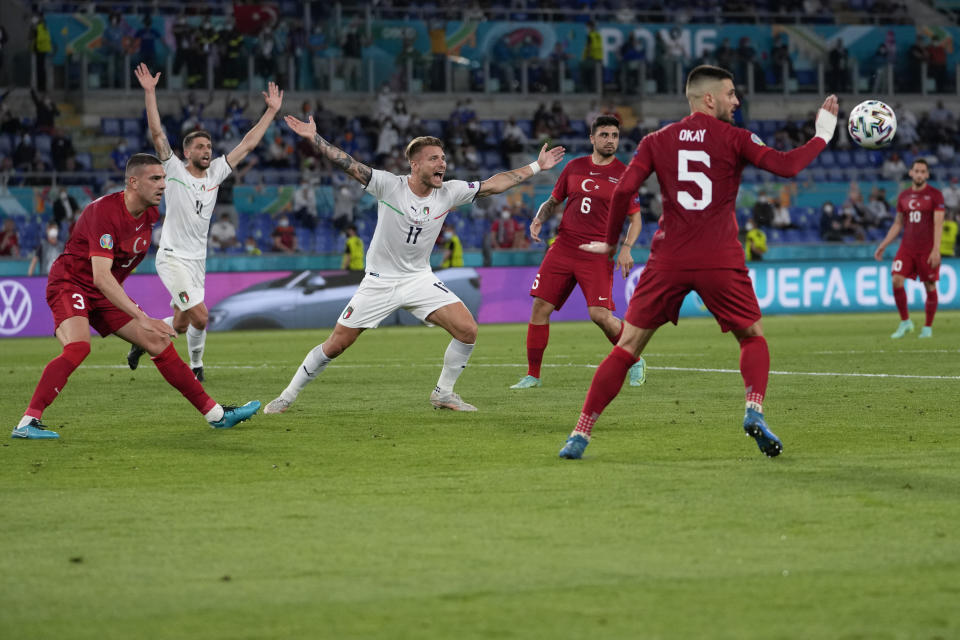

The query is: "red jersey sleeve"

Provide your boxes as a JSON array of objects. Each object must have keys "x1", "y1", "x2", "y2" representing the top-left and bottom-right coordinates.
[
  {"x1": 934, "y1": 188, "x2": 946, "y2": 214},
  {"x1": 606, "y1": 138, "x2": 654, "y2": 244},
  {"x1": 738, "y1": 128, "x2": 826, "y2": 178},
  {"x1": 86, "y1": 200, "x2": 118, "y2": 260}
]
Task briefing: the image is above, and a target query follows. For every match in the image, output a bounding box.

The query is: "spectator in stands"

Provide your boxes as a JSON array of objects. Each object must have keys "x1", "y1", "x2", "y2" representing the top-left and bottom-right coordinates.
[
  {"x1": 29, "y1": 11, "x2": 52, "y2": 91},
  {"x1": 659, "y1": 27, "x2": 687, "y2": 95},
  {"x1": 840, "y1": 199, "x2": 867, "y2": 241},
  {"x1": 27, "y1": 221, "x2": 63, "y2": 276},
  {"x1": 942, "y1": 176, "x2": 960, "y2": 218},
  {"x1": 30, "y1": 88, "x2": 58, "y2": 134},
  {"x1": 332, "y1": 174, "x2": 360, "y2": 232},
  {"x1": 179, "y1": 91, "x2": 208, "y2": 135},
  {"x1": 219, "y1": 19, "x2": 246, "y2": 90},
  {"x1": 715, "y1": 38, "x2": 735, "y2": 74},
  {"x1": 271, "y1": 216, "x2": 298, "y2": 254},
  {"x1": 773, "y1": 184, "x2": 796, "y2": 229},
  {"x1": 375, "y1": 118, "x2": 400, "y2": 165},
  {"x1": 342, "y1": 24, "x2": 366, "y2": 91},
  {"x1": 102, "y1": 12, "x2": 128, "y2": 88},
  {"x1": 770, "y1": 33, "x2": 793, "y2": 89},
  {"x1": 52, "y1": 187, "x2": 79, "y2": 229},
  {"x1": 209, "y1": 212, "x2": 238, "y2": 251},
  {"x1": 1, "y1": 100, "x2": 22, "y2": 135},
  {"x1": 532, "y1": 103, "x2": 551, "y2": 139},
  {"x1": 13, "y1": 134, "x2": 36, "y2": 170},
  {"x1": 826, "y1": 39, "x2": 848, "y2": 94},
  {"x1": 736, "y1": 36, "x2": 763, "y2": 91},
  {"x1": 582, "y1": 21, "x2": 603, "y2": 91},
  {"x1": 439, "y1": 223, "x2": 463, "y2": 268},
  {"x1": 194, "y1": 20, "x2": 220, "y2": 87},
  {"x1": 881, "y1": 152, "x2": 907, "y2": 180},
  {"x1": 24, "y1": 156, "x2": 50, "y2": 186},
  {"x1": 109, "y1": 140, "x2": 133, "y2": 173},
  {"x1": 819, "y1": 202, "x2": 844, "y2": 241},
  {"x1": 135, "y1": 15, "x2": 162, "y2": 72},
  {"x1": 490, "y1": 208, "x2": 521, "y2": 249},
  {"x1": 171, "y1": 15, "x2": 192, "y2": 80},
  {"x1": 546, "y1": 42, "x2": 571, "y2": 93},
  {"x1": 501, "y1": 117, "x2": 527, "y2": 166},
  {"x1": 618, "y1": 34, "x2": 646, "y2": 94},
  {"x1": 309, "y1": 25, "x2": 331, "y2": 91},
  {"x1": 342, "y1": 224, "x2": 364, "y2": 271},
  {"x1": 549, "y1": 101, "x2": 574, "y2": 138},
  {"x1": 744, "y1": 218, "x2": 766, "y2": 261},
  {"x1": 244, "y1": 236, "x2": 262, "y2": 256},
  {"x1": 752, "y1": 191, "x2": 775, "y2": 228},
  {"x1": 265, "y1": 135, "x2": 293, "y2": 169},
  {"x1": 907, "y1": 35, "x2": 927, "y2": 93},
  {"x1": 58, "y1": 156, "x2": 86, "y2": 186},
  {"x1": 941, "y1": 210, "x2": 957, "y2": 258},
  {"x1": 292, "y1": 178, "x2": 318, "y2": 230},
  {"x1": 927, "y1": 36, "x2": 947, "y2": 93},
  {"x1": 0, "y1": 218, "x2": 20, "y2": 256},
  {"x1": 50, "y1": 134, "x2": 74, "y2": 171},
  {"x1": 865, "y1": 187, "x2": 893, "y2": 229}
]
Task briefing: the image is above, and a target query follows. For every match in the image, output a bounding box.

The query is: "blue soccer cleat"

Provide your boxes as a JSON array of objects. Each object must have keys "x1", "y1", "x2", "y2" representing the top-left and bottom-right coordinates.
[
  {"x1": 11, "y1": 418, "x2": 59, "y2": 440},
  {"x1": 743, "y1": 408, "x2": 782, "y2": 457},
  {"x1": 510, "y1": 375, "x2": 542, "y2": 389},
  {"x1": 559, "y1": 433, "x2": 590, "y2": 459},
  {"x1": 628, "y1": 357, "x2": 647, "y2": 386},
  {"x1": 918, "y1": 326, "x2": 932, "y2": 339},
  {"x1": 890, "y1": 319, "x2": 914, "y2": 339},
  {"x1": 210, "y1": 401, "x2": 261, "y2": 429}
]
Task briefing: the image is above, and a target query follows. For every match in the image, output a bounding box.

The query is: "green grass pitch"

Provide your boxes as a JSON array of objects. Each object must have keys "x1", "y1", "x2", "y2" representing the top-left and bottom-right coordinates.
[{"x1": 2, "y1": 313, "x2": 959, "y2": 639}]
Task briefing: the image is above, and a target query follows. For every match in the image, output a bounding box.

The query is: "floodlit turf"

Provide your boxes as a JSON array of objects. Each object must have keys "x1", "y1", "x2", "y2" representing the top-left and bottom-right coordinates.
[{"x1": 2, "y1": 312, "x2": 959, "y2": 639}]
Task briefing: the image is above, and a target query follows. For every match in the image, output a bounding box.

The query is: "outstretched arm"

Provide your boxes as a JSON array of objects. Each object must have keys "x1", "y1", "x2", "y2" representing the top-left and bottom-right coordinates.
[
  {"x1": 477, "y1": 143, "x2": 565, "y2": 198},
  {"x1": 749, "y1": 95, "x2": 839, "y2": 178},
  {"x1": 134, "y1": 63, "x2": 172, "y2": 161},
  {"x1": 529, "y1": 195, "x2": 564, "y2": 243},
  {"x1": 227, "y1": 82, "x2": 283, "y2": 168},
  {"x1": 284, "y1": 114, "x2": 372, "y2": 186}
]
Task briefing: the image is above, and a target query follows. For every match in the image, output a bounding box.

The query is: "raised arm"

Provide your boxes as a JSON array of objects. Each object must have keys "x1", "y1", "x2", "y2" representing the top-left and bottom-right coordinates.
[
  {"x1": 750, "y1": 95, "x2": 839, "y2": 178},
  {"x1": 134, "y1": 63, "x2": 172, "y2": 161},
  {"x1": 284, "y1": 114, "x2": 372, "y2": 186},
  {"x1": 227, "y1": 82, "x2": 283, "y2": 168},
  {"x1": 529, "y1": 194, "x2": 564, "y2": 243},
  {"x1": 477, "y1": 143, "x2": 565, "y2": 198}
]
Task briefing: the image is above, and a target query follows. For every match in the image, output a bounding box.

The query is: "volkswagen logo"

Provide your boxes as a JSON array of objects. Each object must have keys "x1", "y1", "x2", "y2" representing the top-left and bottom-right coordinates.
[{"x1": 0, "y1": 280, "x2": 33, "y2": 336}]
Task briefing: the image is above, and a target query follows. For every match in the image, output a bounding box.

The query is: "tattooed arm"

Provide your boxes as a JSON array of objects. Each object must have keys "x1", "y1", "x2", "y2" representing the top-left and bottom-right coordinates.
[
  {"x1": 476, "y1": 143, "x2": 566, "y2": 198},
  {"x1": 528, "y1": 195, "x2": 563, "y2": 243},
  {"x1": 134, "y1": 63, "x2": 172, "y2": 162},
  {"x1": 284, "y1": 114, "x2": 372, "y2": 186}
]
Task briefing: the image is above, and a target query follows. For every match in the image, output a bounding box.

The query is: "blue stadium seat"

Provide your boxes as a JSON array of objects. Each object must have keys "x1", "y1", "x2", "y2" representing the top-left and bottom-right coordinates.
[
  {"x1": 517, "y1": 120, "x2": 533, "y2": 138},
  {"x1": 34, "y1": 134, "x2": 52, "y2": 154},
  {"x1": 783, "y1": 229, "x2": 803, "y2": 243},
  {"x1": 808, "y1": 167, "x2": 827, "y2": 182},
  {"x1": 200, "y1": 118, "x2": 221, "y2": 133},
  {"x1": 742, "y1": 167, "x2": 759, "y2": 183},
  {"x1": 102, "y1": 118, "x2": 121, "y2": 136},
  {"x1": 801, "y1": 229, "x2": 820, "y2": 242},
  {"x1": 296, "y1": 228, "x2": 314, "y2": 252},
  {"x1": 834, "y1": 150, "x2": 853, "y2": 168},
  {"x1": 819, "y1": 151, "x2": 836, "y2": 167},
  {"x1": 423, "y1": 119, "x2": 445, "y2": 138},
  {"x1": 121, "y1": 118, "x2": 141, "y2": 136},
  {"x1": 75, "y1": 152, "x2": 93, "y2": 169},
  {"x1": 851, "y1": 150, "x2": 870, "y2": 167},
  {"x1": 483, "y1": 150, "x2": 502, "y2": 170},
  {"x1": 0, "y1": 134, "x2": 12, "y2": 156}
]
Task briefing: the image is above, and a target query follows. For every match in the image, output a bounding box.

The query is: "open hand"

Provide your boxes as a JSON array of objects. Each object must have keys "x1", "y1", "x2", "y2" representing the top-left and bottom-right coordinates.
[
  {"x1": 134, "y1": 63, "x2": 160, "y2": 91},
  {"x1": 263, "y1": 82, "x2": 283, "y2": 112},
  {"x1": 579, "y1": 241, "x2": 613, "y2": 255},
  {"x1": 284, "y1": 114, "x2": 317, "y2": 140},
  {"x1": 536, "y1": 143, "x2": 566, "y2": 171}
]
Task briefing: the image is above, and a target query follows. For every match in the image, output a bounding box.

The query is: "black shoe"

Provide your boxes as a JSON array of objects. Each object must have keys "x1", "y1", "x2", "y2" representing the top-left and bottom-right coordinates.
[
  {"x1": 127, "y1": 344, "x2": 146, "y2": 370},
  {"x1": 192, "y1": 366, "x2": 204, "y2": 382}
]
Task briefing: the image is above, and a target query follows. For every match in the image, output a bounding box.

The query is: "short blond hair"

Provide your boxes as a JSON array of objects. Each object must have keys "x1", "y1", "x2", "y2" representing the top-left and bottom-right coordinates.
[{"x1": 405, "y1": 136, "x2": 444, "y2": 162}]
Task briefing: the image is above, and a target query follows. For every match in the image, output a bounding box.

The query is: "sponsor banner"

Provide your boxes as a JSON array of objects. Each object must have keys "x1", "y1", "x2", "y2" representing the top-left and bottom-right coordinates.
[{"x1": 3, "y1": 261, "x2": 957, "y2": 337}]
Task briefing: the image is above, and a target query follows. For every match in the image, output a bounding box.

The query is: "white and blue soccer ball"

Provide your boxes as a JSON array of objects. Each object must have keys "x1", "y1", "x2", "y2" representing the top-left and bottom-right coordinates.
[{"x1": 847, "y1": 100, "x2": 897, "y2": 149}]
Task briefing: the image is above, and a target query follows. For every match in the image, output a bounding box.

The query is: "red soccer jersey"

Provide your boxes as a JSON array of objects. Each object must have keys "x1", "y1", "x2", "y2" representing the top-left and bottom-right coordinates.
[
  {"x1": 611, "y1": 112, "x2": 822, "y2": 270},
  {"x1": 896, "y1": 184, "x2": 944, "y2": 254},
  {"x1": 551, "y1": 156, "x2": 639, "y2": 251},
  {"x1": 49, "y1": 191, "x2": 158, "y2": 294}
]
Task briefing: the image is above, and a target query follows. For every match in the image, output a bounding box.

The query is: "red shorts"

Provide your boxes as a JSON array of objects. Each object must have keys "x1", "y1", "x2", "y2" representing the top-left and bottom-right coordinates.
[
  {"x1": 624, "y1": 267, "x2": 761, "y2": 332},
  {"x1": 46, "y1": 278, "x2": 136, "y2": 337},
  {"x1": 530, "y1": 243, "x2": 614, "y2": 311},
  {"x1": 892, "y1": 249, "x2": 939, "y2": 282}
]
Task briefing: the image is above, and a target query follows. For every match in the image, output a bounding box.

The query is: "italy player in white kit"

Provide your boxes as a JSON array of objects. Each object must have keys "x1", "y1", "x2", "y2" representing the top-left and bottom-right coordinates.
[
  {"x1": 127, "y1": 63, "x2": 283, "y2": 380},
  {"x1": 265, "y1": 122, "x2": 565, "y2": 414}
]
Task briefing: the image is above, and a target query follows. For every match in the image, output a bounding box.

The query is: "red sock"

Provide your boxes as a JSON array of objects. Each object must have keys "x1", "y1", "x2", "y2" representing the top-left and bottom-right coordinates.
[
  {"x1": 893, "y1": 286, "x2": 909, "y2": 321},
  {"x1": 526, "y1": 323, "x2": 549, "y2": 378},
  {"x1": 608, "y1": 321, "x2": 624, "y2": 345},
  {"x1": 579, "y1": 346, "x2": 638, "y2": 433},
  {"x1": 740, "y1": 336, "x2": 770, "y2": 410},
  {"x1": 925, "y1": 289, "x2": 938, "y2": 327},
  {"x1": 152, "y1": 343, "x2": 216, "y2": 414},
  {"x1": 26, "y1": 341, "x2": 91, "y2": 419}
]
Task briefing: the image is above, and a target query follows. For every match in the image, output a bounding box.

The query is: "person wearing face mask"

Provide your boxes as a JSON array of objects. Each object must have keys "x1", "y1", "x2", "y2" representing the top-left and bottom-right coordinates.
[
  {"x1": 125, "y1": 64, "x2": 283, "y2": 383},
  {"x1": 490, "y1": 208, "x2": 520, "y2": 249},
  {"x1": 110, "y1": 139, "x2": 133, "y2": 173},
  {"x1": 271, "y1": 216, "x2": 298, "y2": 254},
  {"x1": 438, "y1": 222, "x2": 462, "y2": 268},
  {"x1": 52, "y1": 188, "x2": 79, "y2": 229},
  {"x1": 28, "y1": 222, "x2": 63, "y2": 276}
]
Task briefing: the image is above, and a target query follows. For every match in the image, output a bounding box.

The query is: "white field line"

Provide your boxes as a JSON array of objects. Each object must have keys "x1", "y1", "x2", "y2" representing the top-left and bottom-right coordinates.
[{"x1": 58, "y1": 362, "x2": 960, "y2": 380}]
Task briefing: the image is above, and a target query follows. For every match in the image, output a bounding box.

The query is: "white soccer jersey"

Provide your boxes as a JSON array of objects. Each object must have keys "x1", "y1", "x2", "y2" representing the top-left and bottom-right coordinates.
[
  {"x1": 158, "y1": 155, "x2": 232, "y2": 260},
  {"x1": 363, "y1": 169, "x2": 480, "y2": 277}
]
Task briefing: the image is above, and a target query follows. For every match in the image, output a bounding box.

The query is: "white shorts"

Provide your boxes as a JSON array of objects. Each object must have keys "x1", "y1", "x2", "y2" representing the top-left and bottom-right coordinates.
[
  {"x1": 155, "y1": 250, "x2": 206, "y2": 311},
  {"x1": 338, "y1": 271, "x2": 463, "y2": 329}
]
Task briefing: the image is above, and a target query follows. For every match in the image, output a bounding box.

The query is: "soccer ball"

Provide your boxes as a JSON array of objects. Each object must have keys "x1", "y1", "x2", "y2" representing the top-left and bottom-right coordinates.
[{"x1": 847, "y1": 100, "x2": 897, "y2": 149}]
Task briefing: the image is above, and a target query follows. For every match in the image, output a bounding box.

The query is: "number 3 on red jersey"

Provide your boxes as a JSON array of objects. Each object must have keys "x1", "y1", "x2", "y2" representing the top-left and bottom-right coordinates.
[{"x1": 677, "y1": 150, "x2": 713, "y2": 211}]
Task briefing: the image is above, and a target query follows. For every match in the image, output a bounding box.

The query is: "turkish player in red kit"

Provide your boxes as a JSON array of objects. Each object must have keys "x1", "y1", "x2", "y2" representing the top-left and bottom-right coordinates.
[
  {"x1": 559, "y1": 65, "x2": 840, "y2": 460},
  {"x1": 510, "y1": 116, "x2": 645, "y2": 390},
  {"x1": 874, "y1": 158, "x2": 945, "y2": 339},
  {"x1": 12, "y1": 154, "x2": 259, "y2": 439}
]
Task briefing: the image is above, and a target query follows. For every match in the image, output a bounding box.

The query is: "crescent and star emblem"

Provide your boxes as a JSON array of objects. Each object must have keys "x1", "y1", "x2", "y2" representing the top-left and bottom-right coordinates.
[
  {"x1": 133, "y1": 236, "x2": 147, "y2": 253},
  {"x1": 580, "y1": 178, "x2": 600, "y2": 192}
]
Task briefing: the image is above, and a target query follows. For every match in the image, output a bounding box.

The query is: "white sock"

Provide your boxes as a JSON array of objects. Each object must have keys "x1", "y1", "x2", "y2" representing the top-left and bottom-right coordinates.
[
  {"x1": 435, "y1": 338, "x2": 475, "y2": 394},
  {"x1": 282, "y1": 344, "x2": 334, "y2": 402},
  {"x1": 186, "y1": 324, "x2": 206, "y2": 368},
  {"x1": 204, "y1": 403, "x2": 224, "y2": 423},
  {"x1": 18, "y1": 415, "x2": 35, "y2": 428}
]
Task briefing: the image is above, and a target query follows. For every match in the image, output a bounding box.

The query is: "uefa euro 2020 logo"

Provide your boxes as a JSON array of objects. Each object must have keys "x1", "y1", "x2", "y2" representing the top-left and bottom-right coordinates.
[{"x1": 0, "y1": 280, "x2": 33, "y2": 336}]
